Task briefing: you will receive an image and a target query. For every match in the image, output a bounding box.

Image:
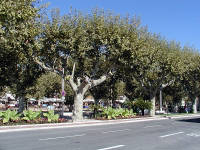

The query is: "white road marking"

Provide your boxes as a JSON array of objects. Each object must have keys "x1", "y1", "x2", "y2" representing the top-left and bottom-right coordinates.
[
  {"x1": 144, "y1": 125, "x2": 161, "y2": 128},
  {"x1": 187, "y1": 133, "x2": 200, "y2": 137},
  {"x1": 102, "y1": 129, "x2": 130, "y2": 134},
  {"x1": 160, "y1": 132, "x2": 184, "y2": 138},
  {"x1": 97, "y1": 145, "x2": 125, "y2": 150},
  {"x1": 39, "y1": 134, "x2": 86, "y2": 141}
]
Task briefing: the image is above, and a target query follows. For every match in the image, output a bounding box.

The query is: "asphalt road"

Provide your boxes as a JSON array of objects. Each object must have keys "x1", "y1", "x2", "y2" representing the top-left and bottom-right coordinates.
[{"x1": 1, "y1": 117, "x2": 200, "y2": 150}]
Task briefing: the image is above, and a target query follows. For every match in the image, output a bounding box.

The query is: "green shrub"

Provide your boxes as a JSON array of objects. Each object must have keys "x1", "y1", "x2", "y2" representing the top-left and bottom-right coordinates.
[
  {"x1": 0, "y1": 109, "x2": 20, "y2": 123},
  {"x1": 102, "y1": 107, "x2": 118, "y2": 119},
  {"x1": 90, "y1": 104, "x2": 104, "y2": 118},
  {"x1": 134, "y1": 98, "x2": 152, "y2": 115},
  {"x1": 122, "y1": 109, "x2": 136, "y2": 117},
  {"x1": 43, "y1": 110, "x2": 59, "y2": 123},
  {"x1": 22, "y1": 110, "x2": 41, "y2": 121},
  {"x1": 101, "y1": 107, "x2": 136, "y2": 119}
]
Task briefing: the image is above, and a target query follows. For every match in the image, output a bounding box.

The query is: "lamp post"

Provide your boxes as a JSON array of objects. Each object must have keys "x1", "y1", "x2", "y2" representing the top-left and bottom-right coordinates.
[
  {"x1": 61, "y1": 68, "x2": 65, "y2": 117},
  {"x1": 160, "y1": 87, "x2": 163, "y2": 112}
]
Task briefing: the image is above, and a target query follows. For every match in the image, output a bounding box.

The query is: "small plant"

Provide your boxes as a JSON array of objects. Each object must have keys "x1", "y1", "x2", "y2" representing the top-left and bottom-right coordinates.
[
  {"x1": 134, "y1": 98, "x2": 152, "y2": 116},
  {"x1": 102, "y1": 107, "x2": 118, "y2": 119},
  {"x1": 0, "y1": 109, "x2": 20, "y2": 123},
  {"x1": 122, "y1": 109, "x2": 133, "y2": 117},
  {"x1": 43, "y1": 110, "x2": 59, "y2": 123},
  {"x1": 100, "y1": 107, "x2": 136, "y2": 119},
  {"x1": 22, "y1": 110, "x2": 41, "y2": 121}
]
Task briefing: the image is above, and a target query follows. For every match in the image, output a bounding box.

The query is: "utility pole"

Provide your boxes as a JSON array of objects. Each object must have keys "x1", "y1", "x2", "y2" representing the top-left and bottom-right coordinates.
[
  {"x1": 160, "y1": 87, "x2": 163, "y2": 112},
  {"x1": 61, "y1": 68, "x2": 65, "y2": 117}
]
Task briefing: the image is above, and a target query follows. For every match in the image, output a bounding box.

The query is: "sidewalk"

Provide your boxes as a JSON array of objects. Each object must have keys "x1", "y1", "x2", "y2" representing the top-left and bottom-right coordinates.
[
  {"x1": 1, "y1": 113, "x2": 200, "y2": 133},
  {"x1": 158, "y1": 113, "x2": 200, "y2": 119}
]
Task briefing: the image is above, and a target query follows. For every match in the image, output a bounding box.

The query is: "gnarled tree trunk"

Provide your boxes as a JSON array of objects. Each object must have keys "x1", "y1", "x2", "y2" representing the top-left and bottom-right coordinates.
[
  {"x1": 68, "y1": 63, "x2": 112, "y2": 122},
  {"x1": 73, "y1": 93, "x2": 84, "y2": 121},
  {"x1": 34, "y1": 58, "x2": 113, "y2": 122}
]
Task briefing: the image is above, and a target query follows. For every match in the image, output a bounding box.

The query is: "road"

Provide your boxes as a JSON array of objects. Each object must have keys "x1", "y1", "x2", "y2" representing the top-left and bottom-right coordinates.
[{"x1": 1, "y1": 117, "x2": 200, "y2": 150}]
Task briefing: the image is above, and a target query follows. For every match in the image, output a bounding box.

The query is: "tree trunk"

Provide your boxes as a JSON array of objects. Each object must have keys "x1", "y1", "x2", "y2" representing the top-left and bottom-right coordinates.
[
  {"x1": 193, "y1": 96, "x2": 198, "y2": 114},
  {"x1": 18, "y1": 95, "x2": 25, "y2": 113},
  {"x1": 72, "y1": 93, "x2": 84, "y2": 122},
  {"x1": 142, "y1": 109, "x2": 145, "y2": 116},
  {"x1": 150, "y1": 95, "x2": 156, "y2": 116}
]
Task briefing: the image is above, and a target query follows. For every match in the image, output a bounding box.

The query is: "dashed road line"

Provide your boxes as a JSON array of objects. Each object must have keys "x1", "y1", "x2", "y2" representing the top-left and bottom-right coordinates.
[
  {"x1": 102, "y1": 129, "x2": 130, "y2": 134},
  {"x1": 144, "y1": 125, "x2": 161, "y2": 128},
  {"x1": 160, "y1": 132, "x2": 184, "y2": 138},
  {"x1": 187, "y1": 132, "x2": 200, "y2": 137},
  {"x1": 39, "y1": 134, "x2": 86, "y2": 141},
  {"x1": 97, "y1": 145, "x2": 125, "y2": 150}
]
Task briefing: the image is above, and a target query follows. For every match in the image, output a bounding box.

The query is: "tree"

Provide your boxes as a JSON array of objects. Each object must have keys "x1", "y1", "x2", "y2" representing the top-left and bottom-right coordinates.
[
  {"x1": 0, "y1": 0, "x2": 42, "y2": 112},
  {"x1": 124, "y1": 32, "x2": 183, "y2": 116},
  {"x1": 32, "y1": 9, "x2": 141, "y2": 121},
  {"x1": 134, "y1": 98, "x2": 152, "y2": 116},
  {"x1": 177, "y1": 47, "x2": 200, "y2": 113},
  {"x1": 28, "y1": 72, "x2": 73, "y2": 100}
]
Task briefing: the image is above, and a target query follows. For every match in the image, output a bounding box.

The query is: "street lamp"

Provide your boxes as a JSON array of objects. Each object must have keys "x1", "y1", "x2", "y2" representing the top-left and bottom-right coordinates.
[{"x1": 61, "y1": 67, "x2": 66, "y2": 117}]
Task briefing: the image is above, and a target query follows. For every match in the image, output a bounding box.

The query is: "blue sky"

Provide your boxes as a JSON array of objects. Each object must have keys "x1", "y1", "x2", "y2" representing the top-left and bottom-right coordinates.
[{"x1": 41, "y1": 0, "x2": 200, "y2": 50}]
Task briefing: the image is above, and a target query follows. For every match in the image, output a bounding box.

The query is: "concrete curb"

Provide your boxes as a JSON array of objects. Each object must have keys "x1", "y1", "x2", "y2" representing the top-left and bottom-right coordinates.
[
  {"x1": 162, "y1": 114, "x2": 200, "y2": 119},
  {"x1": 0, "y1": 114, "x2": 200, "y2": 133},
  {"x1": 0, "y1": 117, "x2": 165, "y2": 133}
]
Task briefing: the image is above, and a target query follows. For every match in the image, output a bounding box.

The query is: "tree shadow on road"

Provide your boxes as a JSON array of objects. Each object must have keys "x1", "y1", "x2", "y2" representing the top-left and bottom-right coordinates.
[{"x1": 177, "y1": 118, "x2": 200, "y2": 123}]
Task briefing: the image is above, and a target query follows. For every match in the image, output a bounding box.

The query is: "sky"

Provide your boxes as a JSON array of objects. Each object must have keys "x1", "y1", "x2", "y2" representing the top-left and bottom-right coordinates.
[{"x1": 41, "y1": 0, "x2": 200, "y2": 50}]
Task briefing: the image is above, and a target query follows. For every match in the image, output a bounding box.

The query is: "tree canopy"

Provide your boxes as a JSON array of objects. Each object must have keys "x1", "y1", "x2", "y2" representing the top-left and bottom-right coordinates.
[{"x1": 1, "y1": 1, "x2": 200, "y2": 120}]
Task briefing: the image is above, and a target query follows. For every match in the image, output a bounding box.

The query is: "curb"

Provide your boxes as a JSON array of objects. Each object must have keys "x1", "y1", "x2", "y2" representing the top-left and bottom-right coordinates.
[
  {"x1": 0, "y1": 117, "x2": 165, "y2": 133},
  {"x1": 162, "y1": 114, "x2": 200, "y2": 119},
  {"x1": 0, "y1": 114, "x2": 200, "y2": 133}
]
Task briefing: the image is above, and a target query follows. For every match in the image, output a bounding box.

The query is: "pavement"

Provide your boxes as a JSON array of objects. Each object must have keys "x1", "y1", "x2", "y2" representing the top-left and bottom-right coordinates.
[
  {"x1": 1, "y1": 114, "x2": 200, "y2": 150},
  {"x1": 1, "y1": 113, "x2": 200, "y2": 133}
]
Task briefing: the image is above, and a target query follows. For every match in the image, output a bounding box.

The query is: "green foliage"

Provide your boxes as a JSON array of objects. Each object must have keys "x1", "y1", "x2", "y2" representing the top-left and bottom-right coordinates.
[
  {"x1": 101, "y1": 107, "x2": 135, "y2": 119},
  {"x1": 29, "y1": 72, "x2": 73, "y2": 99},
  {"x1": 122, "y1": 109, "x2": 135, "y2": 117},
  {"x1": 102, "y1": 107, "x2": 116, "y2": 119},
  {"x1": 134, "y1": 98, "x2": 152, "y2": 112},
  {"x1": 0, "y1": 0, "x2": 43, "y2": 113},
  {"x1": 43, "y1": 110, "x2": 59, "y2": 123},
  {"x1": 22, "y1": 110, "x2": 41, "y2": 121},
  {"x1": 114, "y1": 80, "x2": 126, "y2": 97},
  {"x1": 1, "y1": 2, "x2": 200, "y2": 117},
  {"x1": 0, "y1": 109, "x2": 20, "y2": 123}
]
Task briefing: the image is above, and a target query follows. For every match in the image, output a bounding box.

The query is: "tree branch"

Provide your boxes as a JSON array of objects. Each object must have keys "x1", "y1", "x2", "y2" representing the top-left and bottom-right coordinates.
[
  {"x1": 69, "y1": 78, "x2": 78, "y2": 92},
  {"x1": 82, "y1": 84, "x2": 91, "y2": 95},
  {"x1": 161, "y1": 80, "x2": 174, "y2": 89},
  {"x1": 68, "y1": 62, "x2": 77, "y2": 92},
  {"x1": 91, "y1": 75, "x2": 107, "y2": 87},
  {"x1": 33, "y1": 57, "x2": 62, "y2": 75},
  {"x1": 77, "y1": 77, "x2": 81, "y2": 87},
  {"x1": 71, "y1": 63, "x2": 76, "y2": 79},
  {"x1": 140, "y1": 78, "x2": 148, "y2": 91}
]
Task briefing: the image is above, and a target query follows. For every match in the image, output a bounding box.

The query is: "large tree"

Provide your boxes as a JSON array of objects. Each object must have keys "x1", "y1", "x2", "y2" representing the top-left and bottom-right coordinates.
[
  {"x1": 28, "y1": 72, "x2": 73, "y2": 100},
  {"x1": 0, "y1": 0, "x2": 42, "y2": 112},
  {"x1": 177, "y1": 47, "x2": 200, "y2": 113},
  {"x1": 124, "y1": 32, "x2": 183, "y2": 116},
  {"x1": 32, "y1": 9, "x2": 141, "y2": 121}
]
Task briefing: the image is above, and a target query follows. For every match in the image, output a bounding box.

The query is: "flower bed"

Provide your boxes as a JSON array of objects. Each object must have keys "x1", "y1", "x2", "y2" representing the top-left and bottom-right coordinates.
[
  {"x1": 0, "y1": 109, "x2": 68, "y2": 126},
  {"x1": 0, "y1": 118, "x2": 68, "y2": 126}
]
